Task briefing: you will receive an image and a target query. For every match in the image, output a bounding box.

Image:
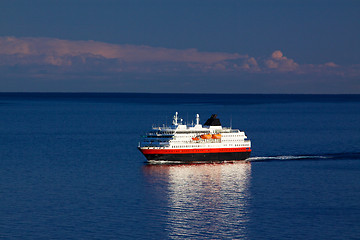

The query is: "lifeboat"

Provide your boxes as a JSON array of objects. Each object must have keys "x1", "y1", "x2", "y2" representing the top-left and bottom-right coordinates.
[
  {"x1": 212, "y1": 134, "x2": 221, "y2": 139},
  {"x1": 192, "y1": 137, "x2": 200, "y2": 141},
  {"x1": 200, "y1": 134, "x2": 212, "y2": 139}
]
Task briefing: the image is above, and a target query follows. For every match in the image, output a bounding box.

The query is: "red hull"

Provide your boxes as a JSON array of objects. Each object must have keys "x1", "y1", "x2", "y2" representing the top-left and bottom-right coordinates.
[{"x1": 139, "y1": 147, "x2": 251, "y2": 162}]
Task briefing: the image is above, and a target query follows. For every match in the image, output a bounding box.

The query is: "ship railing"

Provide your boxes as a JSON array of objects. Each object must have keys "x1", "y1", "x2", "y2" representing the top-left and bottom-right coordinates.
[
  {"x1": 159, "y1": 142, "x2": 170, "y2": 146},
  {"x1": 147, "y1": 133, "x2": 174, "y2": 136},
  {"x1": 230, "y1": 129, "x2": 241, "y2": 133},
  {"x1": 219, "y1": 128, "x2": 240, "y2": 133},
  {"x1": 139, "y1": 146, "x2": 168, "y2": 149}
]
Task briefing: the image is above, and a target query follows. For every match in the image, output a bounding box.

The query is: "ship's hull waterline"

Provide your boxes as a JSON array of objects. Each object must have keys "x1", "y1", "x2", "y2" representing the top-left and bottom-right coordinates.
[{"x1": 139, "y1": 148, "x2": 251, "y2": 162}]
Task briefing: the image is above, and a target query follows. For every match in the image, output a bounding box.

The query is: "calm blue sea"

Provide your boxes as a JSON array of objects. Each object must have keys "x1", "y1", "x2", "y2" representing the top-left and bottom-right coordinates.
[{"x1": 0, "y1": 93, "x2": 360, "y2": 239}]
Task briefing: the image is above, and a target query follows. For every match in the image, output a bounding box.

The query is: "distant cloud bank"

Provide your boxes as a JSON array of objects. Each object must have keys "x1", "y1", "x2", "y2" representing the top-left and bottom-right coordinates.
[
  {"x1": 0, "y1": 36, "x2": 359, "y2": 93},
  {"x1": 0, "y1": 36, "x2": 247, "y2": 72},
  {"x1": 1, "y1": 36, "x2": 354, "y2": 74}
]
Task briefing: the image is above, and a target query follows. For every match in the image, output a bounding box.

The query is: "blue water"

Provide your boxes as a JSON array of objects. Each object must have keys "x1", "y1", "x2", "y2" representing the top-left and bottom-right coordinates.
[{"x1": 0, "y1": 93, "x2": 359, "y2": 239}]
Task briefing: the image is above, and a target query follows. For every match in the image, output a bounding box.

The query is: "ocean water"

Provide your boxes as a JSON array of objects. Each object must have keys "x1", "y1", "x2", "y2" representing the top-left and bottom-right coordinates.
[{"x1": 0, "y1": 93, "x2": 359, "y2": 239}]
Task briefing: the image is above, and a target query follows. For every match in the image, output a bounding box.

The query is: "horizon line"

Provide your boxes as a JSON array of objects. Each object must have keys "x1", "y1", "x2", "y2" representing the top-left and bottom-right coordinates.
[{"x1": 0, "y1": 92, "x2": 359, "y2": 96}]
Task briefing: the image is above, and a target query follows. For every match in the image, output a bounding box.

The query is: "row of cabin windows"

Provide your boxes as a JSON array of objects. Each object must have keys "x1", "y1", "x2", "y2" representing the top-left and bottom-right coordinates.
[
  {"x1": 170, "y1": 145, "x2": 247, "y2": 148},
  {"x1": 172, "y1": 145, "x2": 202, "y2": 148},
  {"x1": 171, "y1": 145, "x2": 249, "y2": 148},
  {"x1": 156, "y1": 134, "x2": 243, "y2": 139},
  {"x1": 146, "y1": 136, "x2": 172, "y2": 138},
  {"x1": 222, "y1": 139, "x2": 243, "y2": 142},
  {"x1": 148, "y1": 131, "x2": 241, "y2": 136},
  {"x1": 167, "y1": 148, "x2": 246, "y2": 152},
  {"x1": 173, "y1": 136, "x2": 241, "y2": 139},
  {"x1": 144, "y1": 143, "x2": 248, "y2": 148},
  {"x1": 145, "y1": 140, "x2": 168, "y2": 142},
  {"x1": 175, "y1": 131, "x2": 210, "y2": 134}
]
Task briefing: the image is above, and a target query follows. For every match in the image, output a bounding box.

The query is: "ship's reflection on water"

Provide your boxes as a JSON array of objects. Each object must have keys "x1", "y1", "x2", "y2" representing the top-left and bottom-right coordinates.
[{"x1": 143, "y1": 162, "x2": 252, "y2": 239}]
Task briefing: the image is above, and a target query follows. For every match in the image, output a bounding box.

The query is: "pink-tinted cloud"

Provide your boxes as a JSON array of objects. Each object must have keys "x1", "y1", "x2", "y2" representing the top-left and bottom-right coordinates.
[
  {"x1": 323, "y1": 62, "x2": 338, "y2": 68},
  {"x1": 264, "y1": 50, "x2": 299, "y2": 72},
  {"x1": 0, "y1": 36, "x2": 358, "y2": 80},
  {"x1": 0, "y1": 36, "x2": 244, "y2": 65}
]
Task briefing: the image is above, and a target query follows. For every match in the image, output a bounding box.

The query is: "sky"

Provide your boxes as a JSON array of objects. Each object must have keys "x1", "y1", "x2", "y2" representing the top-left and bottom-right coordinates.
[{"x1": 0, "y1": 0, "x2": 359, "y2": 93}]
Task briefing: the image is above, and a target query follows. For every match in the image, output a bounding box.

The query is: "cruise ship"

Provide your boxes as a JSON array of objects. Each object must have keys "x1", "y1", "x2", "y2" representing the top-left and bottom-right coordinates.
[{"x1": 138, "y1": 112, "x2": 251, "y2": 162}]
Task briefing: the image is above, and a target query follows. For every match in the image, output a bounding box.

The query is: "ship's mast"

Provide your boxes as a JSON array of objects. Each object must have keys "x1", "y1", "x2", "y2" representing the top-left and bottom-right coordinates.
[{"x1": 173, "y1": 112, "x2": 178, "y2": 125}]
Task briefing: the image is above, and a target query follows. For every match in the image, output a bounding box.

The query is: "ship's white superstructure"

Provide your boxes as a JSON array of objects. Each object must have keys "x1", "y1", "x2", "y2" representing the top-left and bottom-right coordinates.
[{"x1": 138, "y1": 112, "x2": 251, "y2": 162}]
